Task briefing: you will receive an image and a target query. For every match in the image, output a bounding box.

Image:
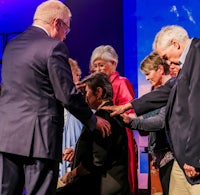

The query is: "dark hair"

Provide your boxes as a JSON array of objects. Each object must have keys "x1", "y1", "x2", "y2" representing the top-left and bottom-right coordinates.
[{"x1": 80, "y1": 72, "x2": 113, "y2": 101}]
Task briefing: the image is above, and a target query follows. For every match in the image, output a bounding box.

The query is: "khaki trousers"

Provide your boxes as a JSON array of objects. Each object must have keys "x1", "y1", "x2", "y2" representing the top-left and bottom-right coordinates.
[{"x1": 169, "y1": 160, "x2": 200, "y2": 195}]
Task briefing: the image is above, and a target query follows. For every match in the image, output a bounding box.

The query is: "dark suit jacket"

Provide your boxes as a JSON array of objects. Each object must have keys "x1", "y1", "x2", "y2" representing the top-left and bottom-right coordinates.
[
  {"x1": 0, "y1": 26, "x2": 96, "y2": 161},
  {"x1": 131, "y1": 38, "x2": 200, "y2": 184}
]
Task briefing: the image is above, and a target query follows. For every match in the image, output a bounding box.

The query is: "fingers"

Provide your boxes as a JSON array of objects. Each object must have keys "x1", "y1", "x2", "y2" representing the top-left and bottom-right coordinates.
[
  {"x1": 101, "y1": 129, "x2": 105, "y2": 138},
  {"x1": 104, "y1": 121, "x2": 111, "y2": 136},
  {"x1": 104, "y1": 124, "x2": 111, "y2": 137},
  {"x1": 62, "y1": 148, "x2": 75, "y2": 162},
  {"x1": 95, "y1": 116, "x2": 111, "y2": 137},
  {"x1": 102, "y1": 105, "x2": 119, "y2": 117},
  {"x1": 75, "y1": 82, "x2": 85, "y2": 89},
  {"x1": 186, "y1": 170, "x2": 200, "y2": 178},
  {"x1": 110, "y1": 110, "x2": 118, "y2": 117},
  {"x1": 101, "y1": 105, "x2": 116, "y2": 111},
  {"x1": 120, "y1": 113, "x2": 130, "y2": 124},
  {"x1": 101, "y1": 105, "x2": 126, "y2": 117},
  {"x1": 100, "y1": 122, "x2": 111, "y2": 138},
  {"x1": 183, "y1": 163, "x2": 200, "y2": 178},
  {"x1": 63, "y1": 153, "x2": 74, "y2": 162}
]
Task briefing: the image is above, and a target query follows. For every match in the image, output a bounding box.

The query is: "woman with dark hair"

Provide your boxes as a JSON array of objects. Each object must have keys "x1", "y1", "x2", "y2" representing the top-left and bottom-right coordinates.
[
  {"x1": 56, "y1": 72, "x2": 130, "y2": 195},
  {"x1": 90, "y1": 45, "x2": 138, "y2": 195}
]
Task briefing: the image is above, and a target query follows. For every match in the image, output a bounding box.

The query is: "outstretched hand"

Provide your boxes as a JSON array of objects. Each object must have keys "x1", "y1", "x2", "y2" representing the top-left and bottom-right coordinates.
[
  {"x1": 102, "y1": 103, "x2": 133, "y2": 117},
  {"x1": 120, "y1": 113, "x2": 132, "y2": 124},
  {"x1": 95, "y1": 116, "x2": 111, "y2": 137},
  {"x1": 75, "y1": 82, "x2": 85, "y2": 90}
]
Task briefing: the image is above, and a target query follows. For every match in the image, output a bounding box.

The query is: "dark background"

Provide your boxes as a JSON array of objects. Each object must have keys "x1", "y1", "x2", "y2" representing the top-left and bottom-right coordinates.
[
  {"x1": 64, "y1": 0, "x2": 124, "y2": 77},
  {"x1": 0, "y1": 0, "x2": 125, "y2": 81}
]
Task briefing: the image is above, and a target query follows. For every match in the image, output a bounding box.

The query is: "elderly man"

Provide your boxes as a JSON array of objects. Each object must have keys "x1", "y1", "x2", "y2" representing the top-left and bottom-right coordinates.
[
  {"x1": 105, "y1": 25, "x2": 200, "y2": 195},
  {"x1": 0, "y1": 1, "x2": 110, "y2": 194}
]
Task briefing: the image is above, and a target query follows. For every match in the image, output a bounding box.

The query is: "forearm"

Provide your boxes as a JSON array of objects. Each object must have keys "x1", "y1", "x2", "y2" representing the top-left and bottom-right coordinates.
[
  {"x1": 131, "y1": 81, "x2": 173, "y2": 115},
  {"x1": 129, "y1": 107, "x2": 166, "y2": 131},
  {"x1": 129, "y1": 117, "x2": 164, "y2": 131}
]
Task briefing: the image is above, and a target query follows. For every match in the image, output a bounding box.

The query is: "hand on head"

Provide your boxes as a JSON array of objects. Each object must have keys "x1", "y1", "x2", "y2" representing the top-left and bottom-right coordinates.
[{"x1": 75, "y1": 82, "x2": 86, "y2": 90}]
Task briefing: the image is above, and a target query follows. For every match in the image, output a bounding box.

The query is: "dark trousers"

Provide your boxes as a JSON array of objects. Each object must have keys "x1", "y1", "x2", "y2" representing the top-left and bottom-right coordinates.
[
  {"x1": 0, "y1": 152, "x2": 59, "y2": 195},
  {"x1": 159, "y1": 159, "x2": 174, "y2": 195}
]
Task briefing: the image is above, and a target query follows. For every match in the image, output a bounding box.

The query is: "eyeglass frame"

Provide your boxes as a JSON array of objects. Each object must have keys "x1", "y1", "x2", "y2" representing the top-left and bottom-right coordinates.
[{"x1": 59, "y1": 19, "x2": 71, "y2": 35}]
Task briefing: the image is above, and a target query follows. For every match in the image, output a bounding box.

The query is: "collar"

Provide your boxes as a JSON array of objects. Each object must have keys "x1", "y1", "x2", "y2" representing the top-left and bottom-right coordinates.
[
  {"x1": 32, "y1": 24, "x2": 50, "y2": 36},
  {"x1": 179, "y1": 38, "x2": 192, "y2": 68}
]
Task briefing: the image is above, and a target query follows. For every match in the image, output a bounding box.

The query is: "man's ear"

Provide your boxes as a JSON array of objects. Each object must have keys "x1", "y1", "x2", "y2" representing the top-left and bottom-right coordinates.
[
  {"x1": 52, "y1": 18, "x2": 60, "y2": 31},
  {"x1": 96, "y1": 87, "x2": 103, "y2": 99},
  {"x1": 171, "y1": 39, "x2": 180, "y2": 49}
]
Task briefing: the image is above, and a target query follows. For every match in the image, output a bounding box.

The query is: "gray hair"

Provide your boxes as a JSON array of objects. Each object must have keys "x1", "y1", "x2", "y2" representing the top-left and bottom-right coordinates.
[
  {"x1": 152, "y1": 25, "x2": 189, "y2": 51},
  {"x1": 90, "y1": 45, "x2": 118, "y2": 65},
  {"x1": 34, "y1": 0, "x2": 71, "y2": 24}
]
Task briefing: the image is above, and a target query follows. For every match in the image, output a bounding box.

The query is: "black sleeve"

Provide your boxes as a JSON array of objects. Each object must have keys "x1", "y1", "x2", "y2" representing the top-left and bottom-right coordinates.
[{"x1": 131, "y1": 77, "x2": 176, "y2": 116}]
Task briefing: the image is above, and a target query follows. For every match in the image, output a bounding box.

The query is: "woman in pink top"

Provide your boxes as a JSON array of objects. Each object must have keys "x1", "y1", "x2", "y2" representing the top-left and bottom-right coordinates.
[{"x1": 90, "y1": 45, "x2": 138, "y2": 195}]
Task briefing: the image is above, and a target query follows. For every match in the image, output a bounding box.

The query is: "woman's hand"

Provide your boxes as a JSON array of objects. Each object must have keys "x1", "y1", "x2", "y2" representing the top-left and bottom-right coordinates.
[{"x1": 62, "y1": 148, "x2": 75, "y2": 162}]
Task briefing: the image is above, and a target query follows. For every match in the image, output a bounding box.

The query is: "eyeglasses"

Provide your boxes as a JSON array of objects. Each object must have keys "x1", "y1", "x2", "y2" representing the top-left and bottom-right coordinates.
[{"x1": 60, "y1": 19, "x2": 71, "y2": 35}]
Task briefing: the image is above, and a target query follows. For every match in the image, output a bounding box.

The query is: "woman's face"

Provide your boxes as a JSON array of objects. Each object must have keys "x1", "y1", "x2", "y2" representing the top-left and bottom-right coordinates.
[
  {"x1": 144, "y1": 66, "x2": 163, "y2": 88},
  {"x1": 84, "y1": 85, "x2": 100, "y2": 110},
  {"x1": 92, "y1": 59, "x2": 116, "y2": 76}
]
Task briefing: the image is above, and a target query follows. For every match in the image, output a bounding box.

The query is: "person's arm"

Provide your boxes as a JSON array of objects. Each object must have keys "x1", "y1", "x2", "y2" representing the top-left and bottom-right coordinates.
[
  {"x1": 48, "y1": 42, "x2": 111, "y2": 137},
  {"x1": 103, "y1": 77, "x2": 175, "y2": 117},
  {"x1": 131, "y1": 78, "x2": 175, "y2": 116},
  {"x1": 104, "y1": 102, "x2": 133, "y2": 117},
  {"x1": 129, "y1": 106, "x2": 166, "y2": 131}
]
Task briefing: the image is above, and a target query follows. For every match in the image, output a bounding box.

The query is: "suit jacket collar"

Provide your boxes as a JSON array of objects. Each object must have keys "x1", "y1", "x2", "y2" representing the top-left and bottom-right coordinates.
[
  {"x1": 32, "y1": 24, "x2": 50, "y2": 36},
  {"x1": 28, "y1": 25, "x2": 49, "y2": 37}
]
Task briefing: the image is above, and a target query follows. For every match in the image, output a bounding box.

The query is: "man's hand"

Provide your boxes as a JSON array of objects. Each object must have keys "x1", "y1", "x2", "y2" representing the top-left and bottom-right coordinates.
[
  {"x1": 75, "y1": 82, "x2": 85, "y2": 90},
  {"x1": 183, "y1": 163, "x2": 200, "y2": 178},
  {"x1": 95, "y1": 116, "x2": 111, "y2": 137},
  {"x1": 102, "y1": 103, "x2": 133, "y2": 117}
]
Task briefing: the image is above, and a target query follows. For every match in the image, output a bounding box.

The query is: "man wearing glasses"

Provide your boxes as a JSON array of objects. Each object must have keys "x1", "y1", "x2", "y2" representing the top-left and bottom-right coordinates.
[{"x1": 0, "y1": 1, "x2": 110, "y2": 195}]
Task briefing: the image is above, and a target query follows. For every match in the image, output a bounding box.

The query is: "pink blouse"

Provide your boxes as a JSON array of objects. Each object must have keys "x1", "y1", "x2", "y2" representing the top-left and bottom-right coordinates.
[{"x1": 109, "y1": 71, "x2": 138, "y2": 195}]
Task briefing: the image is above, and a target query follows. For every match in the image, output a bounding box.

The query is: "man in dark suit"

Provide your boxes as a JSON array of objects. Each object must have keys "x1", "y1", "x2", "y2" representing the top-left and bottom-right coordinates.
[
  {"x1": 0, "y1": 1, "x2": 110, "y2": 195},
  {"x1": 105, "y1": 25, "x2": 200, "y2": 194}
]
